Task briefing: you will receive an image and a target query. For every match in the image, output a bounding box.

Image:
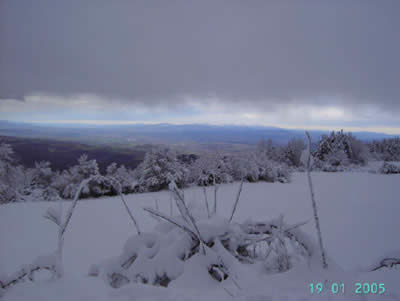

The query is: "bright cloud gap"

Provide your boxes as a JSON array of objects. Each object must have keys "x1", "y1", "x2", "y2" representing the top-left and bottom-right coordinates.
[{"x1": 1, "y1": 94, "x2": 399, "y2": 135}]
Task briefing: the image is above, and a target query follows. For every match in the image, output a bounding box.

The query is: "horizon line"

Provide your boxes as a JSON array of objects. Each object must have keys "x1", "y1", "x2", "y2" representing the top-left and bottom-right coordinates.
[{"x1": 0, "y1": 119, "x2": 396, "y2": 135}]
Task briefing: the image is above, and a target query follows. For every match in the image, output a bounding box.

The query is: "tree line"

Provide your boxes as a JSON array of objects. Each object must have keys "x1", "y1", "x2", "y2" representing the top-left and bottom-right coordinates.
[{"x1": 1, "y1": 131, "x2": 399, "y2": 204}]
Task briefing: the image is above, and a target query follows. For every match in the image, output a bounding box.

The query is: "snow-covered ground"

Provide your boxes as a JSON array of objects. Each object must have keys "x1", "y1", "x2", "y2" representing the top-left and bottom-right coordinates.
[{"x1": 1, "y1": 172, "x2": 399, "y2": 300}]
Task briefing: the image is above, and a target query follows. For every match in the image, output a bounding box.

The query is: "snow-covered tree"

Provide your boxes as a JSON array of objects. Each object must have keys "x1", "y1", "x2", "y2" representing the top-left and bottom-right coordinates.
[
  {"x1": 136, "y1": 148, "x2": 188, "y2": 192},
  {"x1": 313, "y1": 130, "x2": 368, "y2": 170},
  {"x1": 368, "y1": 138, "x2": 400, "y2": 161},
  {"x1": 0, "y1": 143, "x2": 26, "y2": 203}
]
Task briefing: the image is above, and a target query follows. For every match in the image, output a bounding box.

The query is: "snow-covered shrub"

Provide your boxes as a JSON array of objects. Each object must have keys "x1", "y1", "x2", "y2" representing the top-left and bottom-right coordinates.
[
  {"x1": 378, "y1": 162, "x2": 400, "y2": 174},
  {"x1": 188, "y1": 152, "x2": 233, "y2": 186},
  {"x1": 87, "y1": 175, "x2": 114, "y2": 197},
  {"x1": 106, "y1": 163, "x2": 137, "y2": 194},
  {"x1": 255, "y1": 152, "x2": 291, "y2": 183},
  {"x1": 136, "y1": 148, "x2": 188, "y2": 192},
  {"x1": 280, "y1": 138, "x2": 306, "y2": 168},
  {"x1": 24, "y1": 161, "x2": 60, "y2": 202},
  {"x1": 228, "y1": 216, "x2": 312, "y2": 272},
  {"x1": 273, "y1": 162, "x2": 292, "y2": 183},
  {"x1": 230, "y1": 151, "x2": 291, "y2": 183},
  {"x1": 90, "y1": 226, "x2": 198, "y2": 288},
  {"x1": 60, "y1": 154, "x2": 101, "y2": 199},
  {"x1": 230, "y1": 153, "x2": 260, "y2": 182},
  {"x1": 52, "y1": 170, "x2": 71, "y2": 197},
  {"x1": 90, "y1": 184, "x2": 313, "y2": 289},
  {"x1": 313, "y1": 154, "x2": 346, "y2": 172},
  {"x1": 91, "y1": 213, "x2": 313, "y2": 288}
]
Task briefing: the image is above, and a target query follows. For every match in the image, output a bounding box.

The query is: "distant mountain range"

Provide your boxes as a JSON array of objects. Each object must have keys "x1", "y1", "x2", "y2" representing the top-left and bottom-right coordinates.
[
  {"x1": 0, "y1": 121, "x2": 396, "y2": 146},
  {"x1": 0, "y1": 121, "x2": 396, "y2": 171}
]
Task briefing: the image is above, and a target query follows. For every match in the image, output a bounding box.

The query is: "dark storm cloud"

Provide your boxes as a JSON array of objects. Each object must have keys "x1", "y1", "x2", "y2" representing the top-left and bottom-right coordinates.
[{"x1": 1, "y1": 0, "x2": 399, "y2": 110}]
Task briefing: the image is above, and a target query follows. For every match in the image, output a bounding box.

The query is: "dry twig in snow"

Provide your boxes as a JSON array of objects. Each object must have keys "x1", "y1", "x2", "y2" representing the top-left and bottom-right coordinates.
[
  {"x1": 229, "y1": 179, "x2": 244, "y2": 222},
  {"x1": 305, "y1": 131, "x2": 328, "y2": 269}
]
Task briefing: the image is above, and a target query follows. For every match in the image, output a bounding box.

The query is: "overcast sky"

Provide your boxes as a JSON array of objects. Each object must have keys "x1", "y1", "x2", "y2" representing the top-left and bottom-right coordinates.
[{"x1": 1, "y1": 1, "x2": 399, "y2": 133}]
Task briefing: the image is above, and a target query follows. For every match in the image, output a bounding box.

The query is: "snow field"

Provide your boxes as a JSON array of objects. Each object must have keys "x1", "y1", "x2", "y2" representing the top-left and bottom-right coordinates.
[{"x1": 1, "y1": 172, "x2": 399, "y2": 300}]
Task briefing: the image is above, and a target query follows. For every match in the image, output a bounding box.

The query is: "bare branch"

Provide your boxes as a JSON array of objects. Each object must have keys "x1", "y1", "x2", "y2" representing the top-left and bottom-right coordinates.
[
  {"x1": 213, "y1": 177, "x2": 219, "y2": 216},
  {"x1": 229, "y1": 179, "x2": 244, "y2": 222},
  {"x1": 203, "y1": 187, "x2": 210, "y2": 218},
  {"x1": 143, "y1": 207, "x2": 199, "y2": 242},
  {"x1": 108, "y1": 176, "x2": 141, "y2": 235},
  {"x1": 169, "y1": 182, "x2": 191, "y2": 225},
  {"x1": 61, "y1": 178, "x2": 90, "y2": 237},
  {"x1": 305, "y1": 131, "x2": 328, "y2": 269},
  {"x1": 169, "y1": 182, "x2": 205, "y2": 247},
  {"x1": 116, "y1": 186, "x2": 141, "y2": 235},
  {"x1": 371, "y1": 258, "x2": 400, "y2": 271},
  {"x1": 169, "y1": 193, "x2": 173, "y2": 216},
  {"x1": 43, "y1": 207, "x2": 61, "y2": 227},
  {"x1": 284, "y1": 220, "x2": 309, "y2": 232},
  {"x1": 0, "y1": 264, "x2": 54, "y2": 289}
]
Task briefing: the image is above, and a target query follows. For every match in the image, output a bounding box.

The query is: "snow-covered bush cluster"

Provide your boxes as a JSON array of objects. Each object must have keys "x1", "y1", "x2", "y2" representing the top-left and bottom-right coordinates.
[
  {"x1": 0, "y1": 141, "x2": 292, "y2": 203},
  {"x1": 257, "y1": 137, "x2": 306, "y2": 168},
  {"x1": 231, "y1": 152, "x2": 291, "y2": 183},
  {"x1": 188, "y1": 152, "x2": 233, "y2": 186},
  {"x1": 90, "y1": 215, "x2": 314, "y2": 288},
  {"x1": 378, "y1": 162, "x2": 400, "y2": 174},
  {"x1": 369, "y1": 137, "x2": 400, "y2": 161},
  {"x1": 89, "y1": 183, "x2": 314, "y2": 289},
  {"x1": 0, "y1": 143, "x2": 137, "y2": 204},
  {"x1": 311, "y1": 130, "x2": 369, "y2": 171},
  {"x1": 135, "y1": 145, "x2": 293, "y2": 191}
]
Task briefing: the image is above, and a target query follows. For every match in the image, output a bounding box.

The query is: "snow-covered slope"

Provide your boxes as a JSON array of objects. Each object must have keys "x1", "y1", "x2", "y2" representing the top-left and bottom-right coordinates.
[{"x1": 1, "y1": 172, "x2": 399, "y2": 300}]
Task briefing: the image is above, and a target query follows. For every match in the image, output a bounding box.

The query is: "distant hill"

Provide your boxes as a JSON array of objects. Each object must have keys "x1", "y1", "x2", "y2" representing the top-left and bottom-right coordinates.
[
  {"x1": 0, "y1": 121, "x2": 395, "y2": 146},
  {"x1": 0, "y1": 122, "x2": 396, "y2": 171}
]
